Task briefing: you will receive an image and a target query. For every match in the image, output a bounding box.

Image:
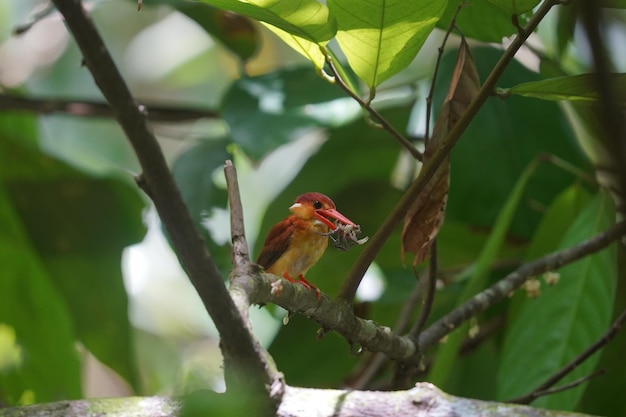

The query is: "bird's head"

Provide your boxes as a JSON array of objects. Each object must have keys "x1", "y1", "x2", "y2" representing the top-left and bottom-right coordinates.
[{"x1": 289, "y1": 192, "x2": 355, "y2": 231}]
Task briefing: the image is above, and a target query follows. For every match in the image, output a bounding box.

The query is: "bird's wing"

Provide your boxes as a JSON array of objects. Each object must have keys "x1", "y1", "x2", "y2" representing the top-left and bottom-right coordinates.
[{"x1": 256, "y1": 216, "x2": 294, "y2": 270}]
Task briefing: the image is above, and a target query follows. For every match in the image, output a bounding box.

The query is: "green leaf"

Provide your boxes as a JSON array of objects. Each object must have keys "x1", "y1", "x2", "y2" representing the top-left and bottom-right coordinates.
[
  {"x1": 221, "y1": 67, "x2": 353, "y2": 159},
  {"x1": 196, "y1": 0, "x2": 336, "y2": 43},
  {"x1": 524, "y1": 183, "x2": 593, "y2": 262},
  {"x1": 171, "y1": 138, "x2": 232, "y2": 275},
  {"x1": 498, "y1": 192, "x2": 617, "y2": 410},
  {"x1": 262, "y1": 24, "x2": 326, "y2": 71},
  {"x1": 438, "y1": 0, "x2": 515, "y2": 43},
  {"x1": 0, "y1": 112, "x2": 38, "y2": 146},
  {"x1": 555, "y1": 5, "x2": 577, "y2": 58},
  {"x1": 487, "y1": 0, "x2": 540, "y2": 14},
  {"x1": 600, "y1": 0, "x2": 626, "y2": 7},
  {"x1": 0, "y1": 186, "x2": 81, "y2": 404},
  {"x1": 0, "y1": 138, "x2": 146, "y2": 393},
  {"x1": 172, "y1": 139, "x2": 230, "y2": 226},
  {"x1": 328, "y1": 0, "x2": 446, "y2": 89},
  {"x1": 268, "y1": 315, "x2": 358, "y2": 386},
  {"x1": 428, "y1": 158, "x2": 541, "y2": 387},
  {"x1": 503, "y1": 74, "x2": 626, "y2": 104},
  {"x1": 506, "y1": 183, "x2": 593, "y2": 328},
  {"x1": 172, "y1": 1, "x2": 260, "y2": 61},
  {"x1": 435, "y1": 47, "x2": 589, "y2": 239}
]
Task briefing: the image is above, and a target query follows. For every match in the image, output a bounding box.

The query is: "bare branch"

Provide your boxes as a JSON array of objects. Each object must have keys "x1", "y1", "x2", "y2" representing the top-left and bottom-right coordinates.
[
  {"x1": 337, "y1": 0, "x2": 563, "y2": 302},
  {"x1": 49, "y1": 0, "x2": 281, "y2": 402},
  {"x1": 410, "y1": 238, "x2": 438, "y2": 339},
  {"x1": 0, "y1": 93, "x2": 218, "y2": 122},
  {"x1": 0, "y1": 383, "x2": 596, "y2": 417},
  {"x1": 232, "y1": 272, "x2": 417, "y2": 361},
  {"x1": 230, "y1": 222, "x2": 625, "y2": 366},
  {"x1": 511, "y1": 369, "x2": 606, "y2": 405},
  {"x1": 225, "y1": 160, "x2": 253, "y2": 273}
]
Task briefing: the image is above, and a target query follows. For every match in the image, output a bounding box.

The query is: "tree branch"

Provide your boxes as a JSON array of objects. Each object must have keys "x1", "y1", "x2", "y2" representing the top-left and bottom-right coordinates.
[
  {"x1": 0, "y1": 383, "x2": 594, "y2": 417},
  {"x1": 49, "y1": 0, "x2": 281, "y2": 404},
  {"x1": 231, "y1": 271, "x2": 417, "y2": 361},
  {"x1": 417, "y1": 221, "x2": 626, "y2": 354},
  {"x1": 229, "y1": 221, "x2": 625, "y2": 365},
  {"x1": 337, "y1": 0, "x2": 563, "y2": 302},
  {"x1": 224, "y1": 160, "x2": 253, "y2": 272},
  {"x1": 0, "y1": 93, "x2": 218, "y2": 122}
]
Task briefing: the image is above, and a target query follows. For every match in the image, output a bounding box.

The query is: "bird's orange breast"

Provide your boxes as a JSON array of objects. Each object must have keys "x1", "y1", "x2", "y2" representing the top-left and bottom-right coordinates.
[{"x1": 258, "y1": 216, "x2": 330, "y2": 278}]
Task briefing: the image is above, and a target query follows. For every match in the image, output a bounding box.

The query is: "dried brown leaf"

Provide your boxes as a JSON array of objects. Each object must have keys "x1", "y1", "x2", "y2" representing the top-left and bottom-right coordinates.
[{"x1": 401, "y1": 39, "x2": 480, "y2": 265}]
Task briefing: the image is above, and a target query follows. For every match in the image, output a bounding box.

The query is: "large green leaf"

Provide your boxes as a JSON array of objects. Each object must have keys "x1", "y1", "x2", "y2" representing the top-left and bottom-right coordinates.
[
  {"x1": 268, "y1": 315, "x2": 359, "y2": 386},
  {"x1": 0, "y1": 188, "x2": 81, "y2": 405},
  {"x1": 437, "y1": 0, "x2": 515, "y2": 42},
  {"x1": 171, "y1": 138, "x2": 232, "y2": 275},
  {"x1": 172, "y1": 1, "x2": 260, "y2": 61},
  {"x1": 428, "y1": 159, "x2": 541, "y2": 387},
  {"x1": 328, "y1": 0, "x2": 446, "y2": 89},
  {"x1": 221, "y1": 66, "x2": 354, "y2": 160},
  {"x1": 196, "y1": 0, "x2": 336, "y2": 43},
  {"x1": 497, "y1": 192, "x2": 617, "y2": 410},
  {"x1": 487, "y1": 0, "x2": 540, "y2": 14},
  {"x1": 506, "y1": 183, "x2": 593, "y2": 335},
  {"x1": 524, "y1": 183, "x2": 593, "y2": 262},
  {"x1": 502, "y1": 73, "x2": 626, "y2": 105},
  {"x1": 0, "y1": 138, "x2": 146, "y2": 393},
  {"x1": 601, "y1": 0, "x2": 626, "y2": 7},
  {"x1": 433, "y1": 47, "x2": 588, "y2": 239},
  {"x1": 262, "y1": 24, "x2": 326, "y2": 72}
]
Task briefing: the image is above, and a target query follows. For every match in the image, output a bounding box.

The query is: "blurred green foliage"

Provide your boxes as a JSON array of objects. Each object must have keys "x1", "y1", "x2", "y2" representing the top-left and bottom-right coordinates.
[{"x1": 0, "y1": 0, "x2": 624, "y2": 416}]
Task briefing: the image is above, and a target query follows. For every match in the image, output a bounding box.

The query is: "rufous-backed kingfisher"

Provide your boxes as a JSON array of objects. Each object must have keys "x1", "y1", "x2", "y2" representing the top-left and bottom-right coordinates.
[{"x1": 256, "y1": 192, "x2": 356, "y2": 297}]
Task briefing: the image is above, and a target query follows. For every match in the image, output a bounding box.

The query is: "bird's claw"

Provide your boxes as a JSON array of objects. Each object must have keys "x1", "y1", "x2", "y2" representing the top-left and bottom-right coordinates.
[{"x1": 282, "y1": 273, "x2": 321, "y2": 300}]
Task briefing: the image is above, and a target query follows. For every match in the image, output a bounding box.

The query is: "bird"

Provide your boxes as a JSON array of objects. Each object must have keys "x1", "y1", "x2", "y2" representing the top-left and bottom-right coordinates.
[{"x1": 256, "y1": 192, "x2": 355, "y2": 298}]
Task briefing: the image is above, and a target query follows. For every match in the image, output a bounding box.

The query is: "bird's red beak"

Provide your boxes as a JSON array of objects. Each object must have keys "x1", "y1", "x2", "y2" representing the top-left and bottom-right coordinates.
[{"x1": 315, "y1": 208, "x2": 355, "y2": 231}]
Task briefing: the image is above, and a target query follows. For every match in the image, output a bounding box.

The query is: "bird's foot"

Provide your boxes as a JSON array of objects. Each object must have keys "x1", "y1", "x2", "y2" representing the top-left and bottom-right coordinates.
[{"x1": 282, "y1": 273, "x2": 321, "y2": 299}]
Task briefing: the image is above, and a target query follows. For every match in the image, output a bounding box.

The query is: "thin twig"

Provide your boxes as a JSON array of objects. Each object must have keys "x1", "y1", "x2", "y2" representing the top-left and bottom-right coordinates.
[
  {"x1": 224, "y1": 160, "x2": 252, "y2": 271},
  {"x1": 509, "y1": 307, "x2": 626, "y2": 404},
  {"x1": 0, "y1": 93, "x2": 218, "y2": 122},
  {"x1": 13, "y1": 3, "x2": 55, "y2": 35},
  {"x1": 417, "y1": 221, "x2": 626, "y2": 354},
  {"x1": 539, "y1": 153, "x2": 598, "y2": 186},
  {"x1": 400, "y1": 314, "x2": 506, "y2": 384},
  {"x1": 324, "y1": 55, "x2": 423, "y2": 162},
  {"x1": 50, "y1": 0, "x2": 282, "y2": 403},
  {"x1": 512, "y1": 369, "x2": 606, "y2": 404},
  {"x1": 349, "y1": 353, "x2": 389, "y2": 390},
  {"x1": 409, "y1": 240, "x2": 438, "y2": 339},
  {"x1": 425, "y1": 2, "x2": 467, "y2": 145},
  {"x1": 337, "y1": 0, "x2": 563, "y2": 303}
]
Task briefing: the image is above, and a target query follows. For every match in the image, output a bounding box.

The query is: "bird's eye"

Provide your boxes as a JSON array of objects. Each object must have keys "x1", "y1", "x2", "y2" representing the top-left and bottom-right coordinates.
[{"x1": 313, "y1": 200, "x2": 323, "y2": 209}]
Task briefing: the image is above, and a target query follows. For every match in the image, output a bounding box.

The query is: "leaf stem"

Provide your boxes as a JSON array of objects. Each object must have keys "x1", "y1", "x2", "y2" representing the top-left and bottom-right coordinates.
[{"x1": 325, "y1": 54, "x2": 423, "y2": 161}]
